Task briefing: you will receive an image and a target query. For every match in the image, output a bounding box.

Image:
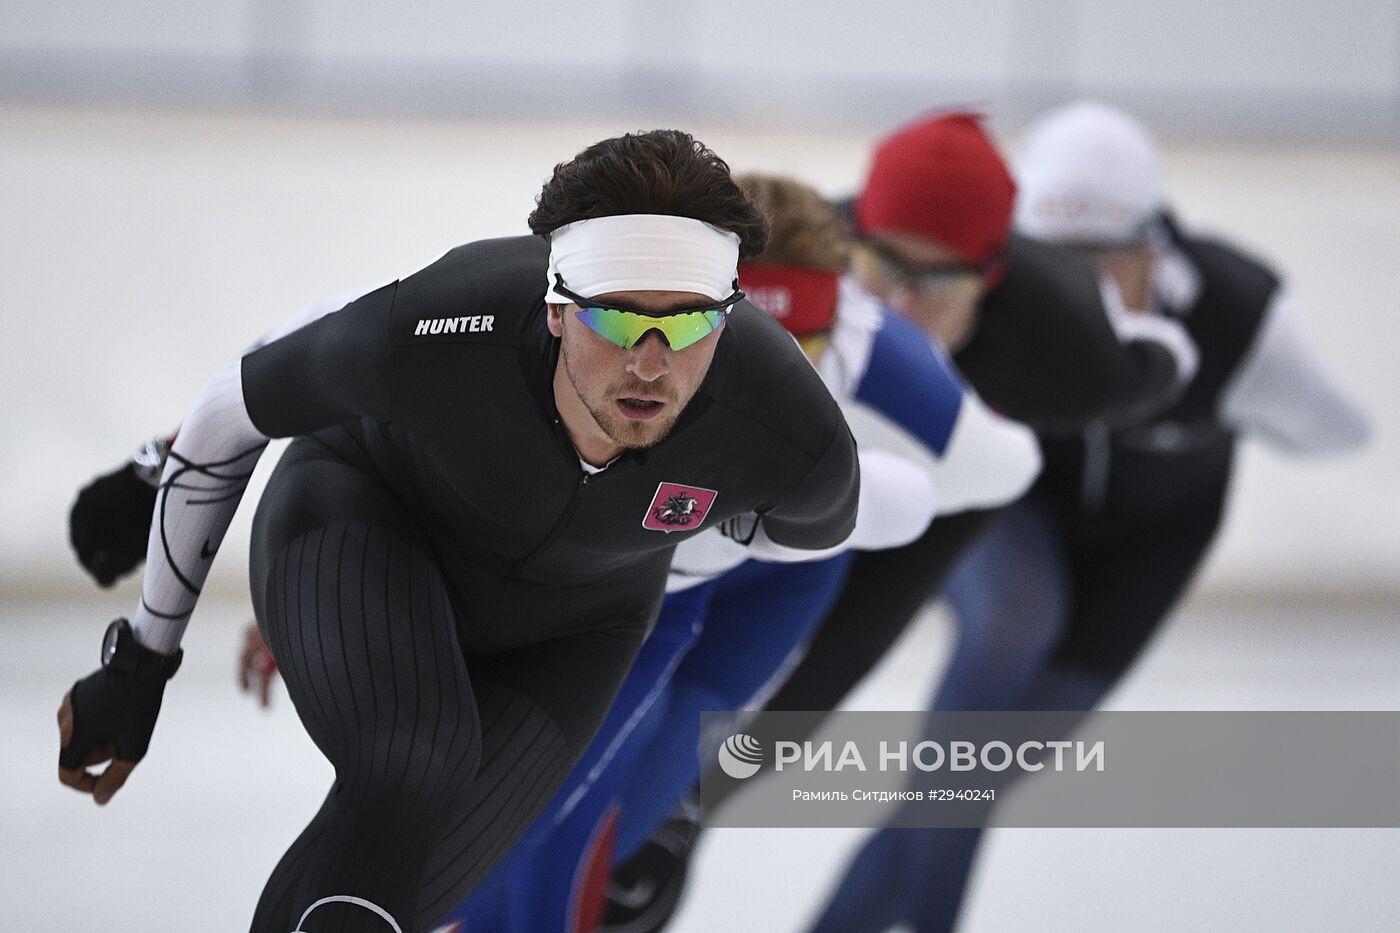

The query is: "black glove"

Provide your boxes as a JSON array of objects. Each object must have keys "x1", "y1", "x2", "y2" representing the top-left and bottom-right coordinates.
[
  {"x1": 69, "y1": 460, "x2": 160, "y2": 587},
  {"x1": 59, "y1": 619, "x2": 180, "y2": 771},
  {"x1": 59, "y1": 665, "x2": 169, "y2": 769}
]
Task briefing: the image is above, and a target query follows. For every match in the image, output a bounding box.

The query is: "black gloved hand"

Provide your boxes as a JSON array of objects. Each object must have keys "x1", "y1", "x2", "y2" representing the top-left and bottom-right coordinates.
[
  {"x1": 57, "y1": 660, "x2": 170, "y2": 806},
  {"x1": 69, "y1": 460, "x2": 159, "y2": 587},
  {"x1": 59, "y1": 664, "x2": 168, "y2": 770},
  {"x1": 58, "y1": 619, "x2": 180, "y2": 806}
]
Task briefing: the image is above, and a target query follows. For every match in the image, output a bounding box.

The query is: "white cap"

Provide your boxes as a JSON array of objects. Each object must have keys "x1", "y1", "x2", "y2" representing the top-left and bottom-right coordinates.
[{"x1": 1013, "y1": 101, "x2": 1163, "y2": 246}]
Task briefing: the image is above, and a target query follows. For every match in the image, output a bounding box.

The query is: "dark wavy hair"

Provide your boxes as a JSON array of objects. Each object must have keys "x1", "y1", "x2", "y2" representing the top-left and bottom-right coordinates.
[{"x1": 528, "y1": 129, "x2": 769, "y2": 259}]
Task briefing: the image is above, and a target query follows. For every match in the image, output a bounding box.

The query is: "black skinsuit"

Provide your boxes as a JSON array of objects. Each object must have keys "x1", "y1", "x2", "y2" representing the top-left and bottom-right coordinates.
[{"x1": 238, "y1": 235, "x2": 860, "y2": 932}]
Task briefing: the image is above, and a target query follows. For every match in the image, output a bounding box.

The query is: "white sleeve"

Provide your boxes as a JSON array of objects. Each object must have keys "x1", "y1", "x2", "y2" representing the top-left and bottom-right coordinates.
[
  {"x1": 666, "y1": 528, "x2": 751, "y2": 591},
  {"x1": 815, "y1": 398, "x2": 941, "y2": 551},
  {"x1": 130, "y1": 360, "x2": 270, "y2": 653},
  {"x1": 933, "y1": 391, "x2": 1042, "y2": 513},
  {"x1": 842, "y1": 446, "x2": 938, "y2": 549},
  {"x1": 1101, "y1": 273, "x2": 1200, "y2": 387},
  {"x1": 1218, "y1": 289, "x2": 1371, "y2": 455},
  {"x1": 825, "y1": 393, "x2": 1039, "y2": 516}
]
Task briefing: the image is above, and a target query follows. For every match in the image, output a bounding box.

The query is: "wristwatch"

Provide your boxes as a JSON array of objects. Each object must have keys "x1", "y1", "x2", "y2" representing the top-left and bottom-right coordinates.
[
  {"x1": 131, "y1": 435, "x2": 172, "y2": 487},
  {"x1": 101, "y1": 618, "x2": 183, "y2": 680}
]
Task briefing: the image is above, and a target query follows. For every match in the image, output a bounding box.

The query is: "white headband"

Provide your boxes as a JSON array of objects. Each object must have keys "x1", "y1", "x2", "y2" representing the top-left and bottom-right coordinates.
[{"x1": 544, "y1": 213, "x2": 741, "y2": 304}]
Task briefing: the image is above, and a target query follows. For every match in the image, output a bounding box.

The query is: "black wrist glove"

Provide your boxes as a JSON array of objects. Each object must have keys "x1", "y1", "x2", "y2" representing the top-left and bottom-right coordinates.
[
  {"x1": 69, "y1": 460, "x2": 159, "y2": 587},
  {"x1": 59, "y1": 665, "x2": 169, "y2": 769}
]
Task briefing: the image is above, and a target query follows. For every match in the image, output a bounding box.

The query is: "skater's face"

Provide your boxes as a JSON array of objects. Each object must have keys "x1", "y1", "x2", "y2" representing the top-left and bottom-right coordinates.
[
  {"x1": 853, "y1": 229, "x2": 987, "y2": 351},
  {"x1": 549, "y1": 290, "x2": 723, "y2": 465},
  {"x1": 1082, "y1": 244, "x2": 1155, "y2": 313}
]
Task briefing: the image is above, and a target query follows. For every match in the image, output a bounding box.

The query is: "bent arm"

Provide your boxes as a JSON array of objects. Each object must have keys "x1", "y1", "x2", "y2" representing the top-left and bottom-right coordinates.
[
  {"x1": 130, "y1": 282, "x2": 397, "y2": 653},
  {"x1": 252, "y1": 291, "x2": 364, "y2": 349},
  {"x1": 743, "y1": 391, "x2": 944, "y2": 563},
  {"x1": 1083, "y1": 272, "x2": 1199, "y2": 427},
  {"x1": 748, "y1": 445, "x2": 933, "y2": 561},
  {"x1": 131, "y1": 362, "x2": 268, "y2": 653},
  {"x1": 752, "y1": 413, "x2": 861, "y2": 555},
  {"x1": 966, "y1": 238, "x2": 1198, "y2": 432},
  {"x1": 1218, "y1": 288, "x2": 1371, "y2": 455},
  {"x1": 669, "y1": 431, "x2": 902, "y2": 584},
  {"x1": 931, "y1": 391, "x2": 1041, "y2": 513},
  {"x1": 100, "y1": 290, "x2": 365, "y2": 489}
]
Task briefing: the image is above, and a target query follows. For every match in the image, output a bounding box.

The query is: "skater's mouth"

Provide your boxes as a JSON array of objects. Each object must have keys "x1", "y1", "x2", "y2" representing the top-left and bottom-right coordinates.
[{"x1": 618, "y1": 397, "x2": 666, "y2": 421}]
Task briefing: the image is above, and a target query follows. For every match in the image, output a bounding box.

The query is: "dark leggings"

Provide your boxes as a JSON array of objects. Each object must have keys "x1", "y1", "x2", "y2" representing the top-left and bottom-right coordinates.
[
  {"x1": 247, "y1": 443, "x2": 649, "y2": 933},
  {"x1": 703, "y1": 510, "x2": 1000, "y2": 816},
  {"x1": 752, "y1": 510, "x2": 1001, "y2": 713},
  {"x1": 810, "y1": 491, "x2": 1225, "y2": 933}
]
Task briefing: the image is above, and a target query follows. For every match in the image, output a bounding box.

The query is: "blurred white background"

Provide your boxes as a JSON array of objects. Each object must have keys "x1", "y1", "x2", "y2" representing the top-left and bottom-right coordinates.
[{"x1": 2, "y1": 2, "x2": 1397, "y2": 930}]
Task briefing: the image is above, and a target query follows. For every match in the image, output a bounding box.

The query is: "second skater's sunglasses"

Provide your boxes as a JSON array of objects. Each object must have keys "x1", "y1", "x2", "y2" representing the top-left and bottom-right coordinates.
[
  {"x1": 853, "y1": 238, "x2": 1004, "y2": 296},
  {"x1": 552, "y1": 275, "x2": 744, "y2": 351}
]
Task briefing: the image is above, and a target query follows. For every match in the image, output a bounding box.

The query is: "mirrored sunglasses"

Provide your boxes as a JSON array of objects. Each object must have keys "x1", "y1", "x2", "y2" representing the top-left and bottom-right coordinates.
[{"x1": 553, "y1": 275, "x2": 743, "y2": 351}]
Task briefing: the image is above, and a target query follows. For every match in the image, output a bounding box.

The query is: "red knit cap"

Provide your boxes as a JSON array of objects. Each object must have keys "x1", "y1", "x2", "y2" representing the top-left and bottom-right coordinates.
[{"x1": 856, "y1": 112, "x2": 1016, "y2": 266}]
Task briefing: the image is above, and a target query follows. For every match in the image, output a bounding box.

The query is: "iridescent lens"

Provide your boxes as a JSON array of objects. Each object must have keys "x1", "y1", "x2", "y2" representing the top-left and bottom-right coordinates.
[{"x1": 574, "y1": 306, "x2": 727, "y2": 351}]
